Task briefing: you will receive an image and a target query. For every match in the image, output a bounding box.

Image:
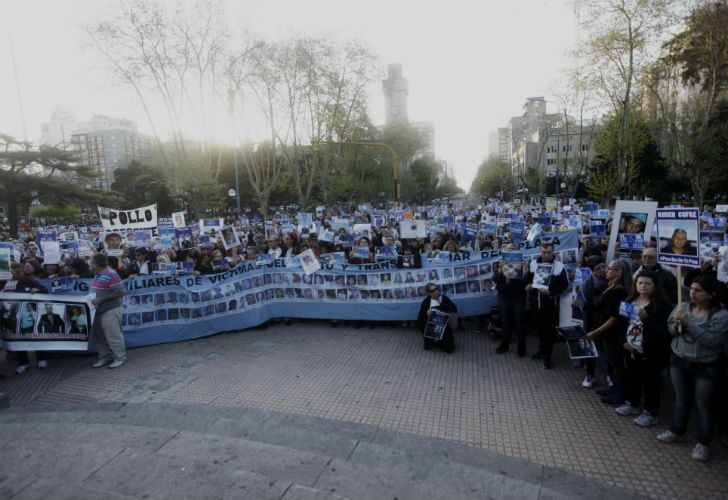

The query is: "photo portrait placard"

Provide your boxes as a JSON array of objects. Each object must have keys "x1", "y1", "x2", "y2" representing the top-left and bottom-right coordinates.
[
  {"x1": 656, "y1": 208, "x2": 700, "y2": 268},
  {"x1": 607, "y1": 200, "x2": 657, "y2": 260}
]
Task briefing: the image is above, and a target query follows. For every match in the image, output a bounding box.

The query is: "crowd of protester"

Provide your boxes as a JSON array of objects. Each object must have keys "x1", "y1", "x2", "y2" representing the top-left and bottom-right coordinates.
[{"x1": 1, "y1": 196, "x2": 727, "y2": 461}]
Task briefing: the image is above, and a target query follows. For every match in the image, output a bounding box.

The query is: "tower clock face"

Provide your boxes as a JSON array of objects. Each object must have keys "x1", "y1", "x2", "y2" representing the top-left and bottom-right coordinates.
[{"x1": 390, "y1": 104, "x2": 400, "y2": 116}]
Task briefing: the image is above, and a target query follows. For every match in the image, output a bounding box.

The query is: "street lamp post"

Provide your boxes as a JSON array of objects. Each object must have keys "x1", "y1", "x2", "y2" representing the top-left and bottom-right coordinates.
[{"x1": 311, "y1": 138, "x2": 400, "y2": 203}]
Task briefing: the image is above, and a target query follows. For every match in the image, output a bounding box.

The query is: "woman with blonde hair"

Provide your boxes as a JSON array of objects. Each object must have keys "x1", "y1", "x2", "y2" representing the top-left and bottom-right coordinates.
[{"x1": 585, "y1": 259, "x2": 632, "y2": 405}]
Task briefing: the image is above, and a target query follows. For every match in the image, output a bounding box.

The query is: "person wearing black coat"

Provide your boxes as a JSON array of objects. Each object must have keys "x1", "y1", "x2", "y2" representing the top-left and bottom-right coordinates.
[
  {"x1": 620, "y1": 270, "x2": 673, "y2": 426},
  {"x1": 525, "y1": 242, "x2": 569, "y2": 369},
  {"x1": 492, "y1": 243, "x2": 528, "y2": 356},
  {"x1": 417, "y1": 283, "x2": 457, "y2": 353}
]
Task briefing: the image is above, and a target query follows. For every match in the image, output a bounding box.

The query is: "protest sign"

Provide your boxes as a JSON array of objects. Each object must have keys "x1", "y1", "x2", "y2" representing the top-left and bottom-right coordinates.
[
  {"x1": 172, "y1": 211, "x2": 186, "y2": 228},
  {"x1": 40, "y1": 241, "x2": 61, "y2": 265},
  {"x1": 501, "y1": 250, "x2": 524, "y2": 279},
  {"x1": 0, "y1": 294, "x2": 95, "y2": 351},
  {"x1": 656, "y1": 208, "x2": 700, "y2": 268},
  {"x1": 699, "y1": 231, "x2": 725, "y2": 265},
  {"x1": 399, "y1": 220, "x2": 427, "y2": 239},
  {"x1": 0, "y1": 247, "x2": 10, "y2": 280},
  {"x1": 423, "y1": 310, "x2": 450, "y2": 341},
  {"x1": 99, "y1": 204, "x2": 158, "y2": 234},
  {"x1": 607, "y1": 200, "x2": 657, "y2": 259}
]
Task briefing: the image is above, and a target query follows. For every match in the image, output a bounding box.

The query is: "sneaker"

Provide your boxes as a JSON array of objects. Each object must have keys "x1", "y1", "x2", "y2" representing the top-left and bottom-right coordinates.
[
  {"x1": 657, "y1": 430, "x2": 682, "y2": 443},
  {"x1": 634, "y1": 411, "x2": 659, "y2": 427},
  {"x1": 691, "y1": 443, "x2": 710, "y2": 462},
  {"x1": 15, "y1": 364, "x2": 30, "y2": 374},
  {"x1": 541, "y1": 358, "x2": 552, "y2": 370},
  {"x1": 581, "y1": 375, "x2": 594, "y2": 388},
  {"x1": 92, "y1": 358, "x2": 112, "y2": 369},
  {"x1": 607, "y1": 375, "x2": 614, "y2": 388},
  {"x1": 596, "y1": 388, "x2": 612, "y2": 397},
  {"x1": 495, "y1": 345, "x2": 508, "y2": 354},
  {"x1": 616, "y1": 402, "x2": 640, "y2": 416},
  {"x1": 531, "y1": 351, "x2": 543, "y2": 360},
  {"x1": 108, "y1": 359, "x2": 126, "y2": 369},
  {"x1": 38, "y1": 360, "x2": 48, "y2": 369}
]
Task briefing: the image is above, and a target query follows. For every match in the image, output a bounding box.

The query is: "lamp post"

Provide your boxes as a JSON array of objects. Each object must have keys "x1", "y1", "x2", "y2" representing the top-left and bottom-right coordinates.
[
  {"x1": 227, "y1": 41, "x2": 265, "y2": 215},
  {"x1": 311, "y1": 138, "x2": 400, "y2": 203}
]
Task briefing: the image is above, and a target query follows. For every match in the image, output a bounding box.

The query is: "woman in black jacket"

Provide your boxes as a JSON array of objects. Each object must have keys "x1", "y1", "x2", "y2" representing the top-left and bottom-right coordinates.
[
  {"x1": 417, "y1": 282, "x2": 457, "y2": 353},
  {"x1": 618, "y1": 270, "x2": 672, "y2": 426}
]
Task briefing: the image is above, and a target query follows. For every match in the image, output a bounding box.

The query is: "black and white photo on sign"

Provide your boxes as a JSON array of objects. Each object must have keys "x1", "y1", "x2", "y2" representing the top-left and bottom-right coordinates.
[
  {"x1": 220, "y1": 226, "x2": 241, "y2": 250},
  {"x1": 566, "y1": 337, "x2": 598, "y2": 359},
  {"x1": 532, "y1": 263, "x2": 553, "y2": 290},
  {"x1": 698, "y1": 231, "x2": 724, "y2": 264},
  {"x1": 718, "y1": 246, "x2": 728, "y2": 283},
  {"x1": 299, "y1": 249, "x2": 321, "y2": 276},
  {"x1": 35, "y1": 302, "x2": 67, "y2": 334},
  {"x1": 0, "y1": 301, "x2": 21, "y2": 336}
]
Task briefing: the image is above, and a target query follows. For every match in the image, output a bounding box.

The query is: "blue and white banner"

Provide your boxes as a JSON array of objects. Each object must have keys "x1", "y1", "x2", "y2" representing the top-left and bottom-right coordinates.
[{"x1": 3, "y1": 231, "x2": 578, "y2": 349}]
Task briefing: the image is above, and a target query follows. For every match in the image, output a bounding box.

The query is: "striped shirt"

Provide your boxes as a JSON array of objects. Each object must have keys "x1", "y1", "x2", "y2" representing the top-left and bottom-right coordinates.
[{"x1": 91, "y1": 268, "x2": 124, "y2": 313}]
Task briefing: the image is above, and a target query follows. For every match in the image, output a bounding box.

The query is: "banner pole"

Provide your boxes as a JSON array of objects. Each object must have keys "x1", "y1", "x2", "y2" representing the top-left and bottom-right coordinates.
[{"x1": 677, "y1": 265, "x2": 683, "y2": 334}]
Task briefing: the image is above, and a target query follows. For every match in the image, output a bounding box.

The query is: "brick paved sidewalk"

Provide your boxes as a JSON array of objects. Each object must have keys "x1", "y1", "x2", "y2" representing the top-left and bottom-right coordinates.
[{"x1": 1, "y1": 321, "x2": 726, "y2": 499}]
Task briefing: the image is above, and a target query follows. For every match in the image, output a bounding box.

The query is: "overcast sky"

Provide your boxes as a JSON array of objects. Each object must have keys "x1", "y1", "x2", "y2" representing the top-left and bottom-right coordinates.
[{"x1": 1, "y1": 0, "x2": 580, "y2": 190}]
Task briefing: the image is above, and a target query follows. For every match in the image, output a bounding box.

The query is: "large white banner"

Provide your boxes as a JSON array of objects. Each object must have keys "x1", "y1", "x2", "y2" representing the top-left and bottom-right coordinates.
[{"x1": 98, "y1": 204, "x2": 158, "y2": 233}]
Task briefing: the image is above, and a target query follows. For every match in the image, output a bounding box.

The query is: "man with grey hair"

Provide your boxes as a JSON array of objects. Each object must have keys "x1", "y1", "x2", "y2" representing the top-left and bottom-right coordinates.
[{"x1": 89, "y1": 253, "x2": 127, "y2": 368}]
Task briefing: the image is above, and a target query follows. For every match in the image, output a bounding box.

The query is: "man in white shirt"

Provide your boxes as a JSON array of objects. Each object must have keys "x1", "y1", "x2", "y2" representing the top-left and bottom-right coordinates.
[{"x1": 267, "y1": 235, "x2": 289, "y2": 259}]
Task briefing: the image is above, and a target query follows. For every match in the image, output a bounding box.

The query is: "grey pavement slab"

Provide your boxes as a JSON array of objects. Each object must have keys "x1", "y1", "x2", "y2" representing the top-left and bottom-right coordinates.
[
  {"x1": 28, "y1": 422, "x2": 179, "y2": 452},
  {"x1": 0, "y1": 410, "x2": 90, "y2": 424},
  {"x1": 0, "y1": 473, "x2": 36, "y2": 500},
  {"x1": 9, "y1": 480, "x2": 138, "y2": 500},
  {"x1": 281, "y1": 484, "x2": 350, "y2": 500},
  {"x1": 77, "y1": 404, "x2": 220, "y2": 433},
  {"x1": 312, "y1": 457, "x2": 520, "y2": 500},
  {"x1": 206, "y1": 416, "x2": 360, "y2": 459},
  {"x1": 83, "y1": 447, "x2": 291, "y2": 500},
  {"x1": 0, "y1": 439, "x2": 123, "y2": 484},
  {"x1": 156, "y1": 430, "x2": 331, "y2": 487},
  {"x1": 347, "y1": 440, "x2": 544, "y2": 500}
]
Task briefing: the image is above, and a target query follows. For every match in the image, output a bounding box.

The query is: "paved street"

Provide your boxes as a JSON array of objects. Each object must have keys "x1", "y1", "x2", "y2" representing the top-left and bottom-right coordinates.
[{"x1": 1, "y1": 320, "x2": 726, "y2": 499}]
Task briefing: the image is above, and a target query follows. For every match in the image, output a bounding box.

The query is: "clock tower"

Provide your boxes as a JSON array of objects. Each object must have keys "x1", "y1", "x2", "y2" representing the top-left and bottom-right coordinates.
[{"x1": 382, "y1": 63, "x2": 409, "y2": 124}]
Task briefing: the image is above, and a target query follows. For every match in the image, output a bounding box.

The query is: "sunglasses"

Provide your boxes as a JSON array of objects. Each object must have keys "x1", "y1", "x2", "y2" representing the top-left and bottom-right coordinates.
[{"x1": 427, "y1": 288, "x2": 437, "y2": 293}]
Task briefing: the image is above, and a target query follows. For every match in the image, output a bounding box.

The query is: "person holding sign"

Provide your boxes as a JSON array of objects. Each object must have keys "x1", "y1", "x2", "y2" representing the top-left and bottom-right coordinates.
[
  {"x1": 659, "y1": 275, "x2": 728, "y2": 462},
  {"x1": 492, "y1": 242, "x2": 528, "y2": 356},
  {"x1": 584, "y1": 260, "x2": 632, "y2": 405},
  {"x1": 89, "y1": 253, "x2": 127, "y2": 369},
  {"x1": 618, "y1": 271, "x2": 672, "y2": 427},
  {"x1": 417, "y1": 283, "x2": 457, "y2": 353},
  {"x1": 526, "y1": 242, "x2": 569, "y2": 369}
]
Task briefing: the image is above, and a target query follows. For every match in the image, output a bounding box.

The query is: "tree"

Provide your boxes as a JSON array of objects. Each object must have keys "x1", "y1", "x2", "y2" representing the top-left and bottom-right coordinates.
[
  {"x1": 578, "y1": 0, "x2": 676, "y2": 190},
  {"x1": 470, "y1": 157, "x2": 513, "y2": 198},
  {"x1": 110, "y1": 161, "x2": 176, "y2": 214},
  {"x1": 586, "y1": 111, "x2": 665, "y2": 204},
  {"x1": 87, "y1": 0, "x2": 229, "y2": 169},
  {"x1": 407, "y1": 157, "x2": 442, "y2": 202},
  {"x1": 663, "y1": 0, "x2": 728, "y2": 126},
  {"x1": 0, "y1": 135, "x2": 114, "y2": 236}
]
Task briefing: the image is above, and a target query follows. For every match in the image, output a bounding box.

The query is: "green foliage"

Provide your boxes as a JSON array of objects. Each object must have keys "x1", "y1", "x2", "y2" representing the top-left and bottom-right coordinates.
[
  {"x1": 29, "y1": 204, "x2": 81, "y2": 219},
  {"x1": 663, "y1": 1, "x2": 728, "y2": 121},
  {"x1": 110, "y1": 161, "x2": 177, "y2": 214},
  {"x1": 587, "y1": 111, "x2": 665, "y2": 202},
  {"x1": 470, "y1": 157, "x2": 513, "y2": 197},
  {"x1": 405, "y1": 157, "x2": 442, "y2": 202},
  {"x1": 0, "y1": 134, "x2": 113, "y2": 236}
]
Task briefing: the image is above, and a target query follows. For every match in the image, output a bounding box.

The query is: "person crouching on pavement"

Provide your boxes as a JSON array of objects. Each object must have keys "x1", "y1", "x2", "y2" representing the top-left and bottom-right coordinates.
[
  {"x1": 417, "y1": 282, "x2": 457, "y2": 353},
  {"x1": 89, "y1": 253, "x2": 127, "y2": 369}
]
